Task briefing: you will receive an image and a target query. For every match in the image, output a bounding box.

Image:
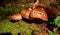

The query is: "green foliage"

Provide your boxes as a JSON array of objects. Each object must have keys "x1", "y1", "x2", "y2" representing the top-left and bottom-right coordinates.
[
  {"x1": 0, "y1": 5, "x2": 25, "y2": 13},
  {"x1": 48, "y1": 32, "x2": 59, "y2": 35},
  {"x1": 48, "y1": 32, "x2": 55, "y2": 35},
  {"x1": 48, "y1": 16, "x2": 60, "y2": 35},
  {"x1": 50, "y1": 16, "x2": 60, "y2": 27},
  {"x1": 0, "y1": 20, "x2": 41, "y2": 35},
  {"x1": 54, "y1": 16, "x2": 60, "y2": 27}
]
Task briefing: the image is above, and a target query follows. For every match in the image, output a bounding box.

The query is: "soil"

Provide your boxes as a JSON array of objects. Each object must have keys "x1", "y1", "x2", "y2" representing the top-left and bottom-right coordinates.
[{"x1": 23, "y1": 20, "x2": 49, "y2": 35}]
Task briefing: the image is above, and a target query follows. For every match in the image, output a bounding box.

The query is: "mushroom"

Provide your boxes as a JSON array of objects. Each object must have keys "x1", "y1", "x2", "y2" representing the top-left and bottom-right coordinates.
[
  {"x1": 30, "y1": 7, "x2": 48, "y2": 21},
  {"x1": 11, "y1": 14, "x2": 22, "y2": 21},
  {"x1": 21, "y1": 8, "x2": 33, "y2": 19},
  {"x1": 21, "y1": 7, "x2": 48, "y2": 21}
]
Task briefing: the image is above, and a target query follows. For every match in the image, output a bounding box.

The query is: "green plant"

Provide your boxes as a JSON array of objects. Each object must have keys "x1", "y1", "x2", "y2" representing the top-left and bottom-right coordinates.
[
  {"x1": 54, "y1": 16, "x2": 60, "y2": 27},
  {"x1": 50, "y1": 16, "x2": 60, "y2": 27},
  {"x1": 48, "y1": 32, "x2": 55, "y2": 35},
  {"x1": 48, "y1": 16, "x2": 60, "y2": 35},
  {"x1": 0, "y1": 20, "x2": 41, "y2": 35}
]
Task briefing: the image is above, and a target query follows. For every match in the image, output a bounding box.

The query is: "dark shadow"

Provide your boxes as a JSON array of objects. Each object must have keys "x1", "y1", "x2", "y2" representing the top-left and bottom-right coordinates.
[
  {"x1": 0, "y1": 0, "x2": 5, "y2": 7},
  {"x1": 10, "y1": 17, "x2": 47, "y2": 24},
  {"x1": 22, "y1": 18, "x2": 34, "y2": 23},
  {"x1": 10, "y1": 20, "x2": 20, "y2": 23},
  {"x1": 0, "y1": 32, "x2": 12, "y2": 35},
  {"x1": 46, "y1": 22, "x2": 56, "y2": 31},
  {"x1": 45, "y1": 8, "x2": 56, "y2": 22},
  {"x1": 18, "y1": 33, "x2": 21, "y2": 35},
  {"x1": 22, "y1": 17, "x2": 48, "y2": 24}
]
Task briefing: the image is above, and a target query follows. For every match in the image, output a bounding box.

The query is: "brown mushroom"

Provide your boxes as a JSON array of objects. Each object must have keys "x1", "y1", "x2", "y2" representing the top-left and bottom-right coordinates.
[
  {"x1": 30, "y1": 7, "x2": 48, "y2": 21},
  {"x1": 21, "y1": 8, "x2": 32, "y2": 19},
  {"x1": 11, "y1": 14, "x2": 22, "y2": 21},
  {"x1": 21, "y1": 7, "x2": 48, "y2": 21}
]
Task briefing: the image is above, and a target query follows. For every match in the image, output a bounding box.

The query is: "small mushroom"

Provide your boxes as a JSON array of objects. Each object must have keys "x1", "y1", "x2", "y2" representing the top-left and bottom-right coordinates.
[
  {"x1": 11, "y1": 14, "x2": 22, "y2": 21},
  {"x1": 21, "y1": 8, "x2": 32, "y2": 19}
]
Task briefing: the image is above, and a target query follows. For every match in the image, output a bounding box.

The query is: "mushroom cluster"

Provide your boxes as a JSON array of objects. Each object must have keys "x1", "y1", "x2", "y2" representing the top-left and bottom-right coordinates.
[{"x1": 11, "y1": 7, "x2": 48, "y2": 21}]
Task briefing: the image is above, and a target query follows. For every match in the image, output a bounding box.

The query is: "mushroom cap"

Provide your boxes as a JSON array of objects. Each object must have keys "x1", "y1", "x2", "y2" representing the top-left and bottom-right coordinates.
[
  {"x1": 11, "y1": 14, "x2": 22, "y2": 21},
  {"x1": 30, "y1": 7, "x2": 48, "y2": 21},
  {"x1": 21, "y1": 8, "x2": 32, "y2": 19}
]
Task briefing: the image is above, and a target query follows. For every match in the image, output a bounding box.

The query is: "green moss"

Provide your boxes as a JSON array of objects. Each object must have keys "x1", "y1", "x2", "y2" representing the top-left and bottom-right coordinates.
[{"x1": 0, "y1": 20, "x2": 41, "y2": 35}]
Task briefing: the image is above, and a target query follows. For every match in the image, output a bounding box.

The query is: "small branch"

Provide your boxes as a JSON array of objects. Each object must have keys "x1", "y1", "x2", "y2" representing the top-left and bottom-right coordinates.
[
  {"x1": 45, "y1": 28, "x2": 51, "y2": 33},
  {"x1": 33, "y1": 0, "x2": 40, "y2": 7}
]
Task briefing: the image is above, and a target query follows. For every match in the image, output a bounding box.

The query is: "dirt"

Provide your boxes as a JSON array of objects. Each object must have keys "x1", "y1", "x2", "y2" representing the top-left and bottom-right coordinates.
[
  {"x1": 25, "y1": 22, "x2": 50, "y2": 35},
  {"x1": 35, "y1": 23, "x2": 48, "y2": 35}
]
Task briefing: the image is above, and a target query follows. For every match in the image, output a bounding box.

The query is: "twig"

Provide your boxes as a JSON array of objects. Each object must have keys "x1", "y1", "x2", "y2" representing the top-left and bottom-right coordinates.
[{"x1": 33, "y1": 0, "x2": 40, "y2": 7}]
